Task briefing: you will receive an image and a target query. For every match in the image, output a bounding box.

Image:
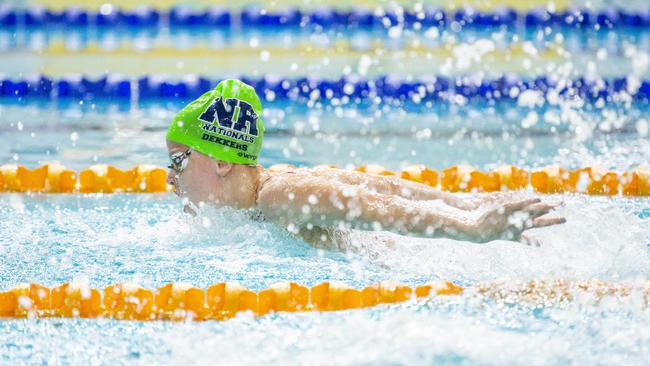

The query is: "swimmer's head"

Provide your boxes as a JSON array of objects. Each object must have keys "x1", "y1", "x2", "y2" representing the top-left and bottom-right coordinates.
[
  {"x1": 167, "y1": 79, "x2": 264, "y2": 165},
  {"x1": 166, "y1": 79, "x2": 264, "y2": 210}
]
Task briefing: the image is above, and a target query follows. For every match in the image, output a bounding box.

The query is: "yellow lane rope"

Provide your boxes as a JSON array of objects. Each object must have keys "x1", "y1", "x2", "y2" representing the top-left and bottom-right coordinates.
[
  {"x1": 40, "y1": 41, "x2": 565, "y2": 62},
  {"x1": 350, "y1": 163, "x2": 650, "y2": 196},
  {"x1": 0, "y1": 163, "x2": 168, "y2": 193},
  {"x1": 0, "y1": 163, "x2": 648, "y2": 195},
  {"x1": 1, "y1": 279, "x2": 647, "y2": 321},
  {"x1": 0, "y1": 280, "x2": 463, "y2": 320},
  {"x1": 11, "y1": 42, "x2": 567, "y2": 77}
]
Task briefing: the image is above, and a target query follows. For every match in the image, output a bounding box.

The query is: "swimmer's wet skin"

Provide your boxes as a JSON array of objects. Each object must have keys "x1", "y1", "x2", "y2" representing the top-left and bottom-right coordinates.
[{"x1": 166, "y1": 79, "x2": 565, "y2": 246}]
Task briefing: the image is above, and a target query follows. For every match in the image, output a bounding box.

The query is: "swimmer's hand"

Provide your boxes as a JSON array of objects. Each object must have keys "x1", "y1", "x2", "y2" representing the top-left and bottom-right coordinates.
[
  {"x1": 466, "y1": 191, "x2": 535, "y2": 210},
  {"x1": 472, "y1": 198, "x2": 566, "y2": 243},
  {"x1": 257, "y1": 172, "x2": 564, "y2": 245}
]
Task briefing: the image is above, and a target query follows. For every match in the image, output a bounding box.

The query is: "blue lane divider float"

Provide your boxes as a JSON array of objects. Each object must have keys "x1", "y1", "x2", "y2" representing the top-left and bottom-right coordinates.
[
  {"x1": 1, "y1": 5, "x2": 649, "y2": 29},
  {"x1": 0, "y1": 75, "x2": 129, "y2": 99},
  {"x1": 2, "y1": 74, "x2": 649, "y2": 103}
]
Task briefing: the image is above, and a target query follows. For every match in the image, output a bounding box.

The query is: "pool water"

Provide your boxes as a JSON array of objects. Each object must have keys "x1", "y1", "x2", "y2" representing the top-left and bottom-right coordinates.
[
  {"x1": 2, "y1": 3, "x2": 650, "y2": 365},
  {"x1": 2, "y1": 99, "x2": 648, "y2": 171},
  {"x1": 0, "y1": 193, "x2": 648, "y2": 364}
]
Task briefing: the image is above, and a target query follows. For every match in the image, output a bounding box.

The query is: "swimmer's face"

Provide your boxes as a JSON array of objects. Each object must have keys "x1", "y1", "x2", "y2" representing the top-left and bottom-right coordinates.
[{"x1": 166, "y1": 141, "x2": 227, "y2": 209}]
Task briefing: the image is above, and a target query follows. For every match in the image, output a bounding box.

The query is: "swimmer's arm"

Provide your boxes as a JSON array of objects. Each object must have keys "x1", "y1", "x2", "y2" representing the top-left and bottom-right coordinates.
[
  {"x1": 367, "y1": 174, "x2": 479, "y2": 210},
  {"x1": 398, "y1": 180, "x2": 481, "y2": 210},
  {"x1": 343, "y1": 191, "x2": 481, "y2": 241},
  {"x1": 383, "y1": 177, "x2": 523, "y2": 211},
  {"x1": 257, "y1": 176, "x2": 481, "y2": 241},
  {"x1": 325, "y1": 169, "x2": 482, "y2": 211},
  {"x1": 257, "y1": 175, "x2": 563, "y2": 243}
]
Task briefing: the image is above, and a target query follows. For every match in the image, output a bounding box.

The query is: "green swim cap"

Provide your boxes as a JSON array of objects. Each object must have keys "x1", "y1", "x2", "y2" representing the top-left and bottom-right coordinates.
[{"x1": 166, "y1": 79, "x2": 264, "y2": 165}]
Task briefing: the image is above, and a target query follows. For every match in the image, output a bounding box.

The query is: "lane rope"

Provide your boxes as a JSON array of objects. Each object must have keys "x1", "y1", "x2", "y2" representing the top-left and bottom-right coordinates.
[
  {"x1": 1, "y1": 6, "x2": 649, "y2": 29},
  {"x1": 1, "y1": 279, "x2": 647, "y2": 321},
  {"x1": 0, "y1": 281, "x2": 463, "y2": 320},
  {"x1": 2, "y1": 75, "x2": 649, "y2": 102},
  {"x1": 0, "y1": 163, "x2": 648, "y2": 195}
]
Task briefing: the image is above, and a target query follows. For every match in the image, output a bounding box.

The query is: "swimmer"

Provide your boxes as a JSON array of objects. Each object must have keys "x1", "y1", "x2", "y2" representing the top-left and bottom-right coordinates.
[{"x1": 166, "y1": 79, "x2": 565, "y2": 249}]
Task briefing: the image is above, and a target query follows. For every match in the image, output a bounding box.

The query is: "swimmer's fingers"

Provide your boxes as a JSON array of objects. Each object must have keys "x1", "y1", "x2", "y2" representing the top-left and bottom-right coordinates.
[
  {"x1": 538, "y1": 201, "x2": 564, "y2": 210},
  {"x1": 524, "y1": 203, "x2": 557, "y2": 218},
  {"x1": 532, "y1": 216, "x2": 566, "y2": 228},
  {"x1": 483, "y1": 192, "x2": 522, "y2": 208},
  {"x1": 504, "y1": 198, "x2": 542, "y2": 212}
]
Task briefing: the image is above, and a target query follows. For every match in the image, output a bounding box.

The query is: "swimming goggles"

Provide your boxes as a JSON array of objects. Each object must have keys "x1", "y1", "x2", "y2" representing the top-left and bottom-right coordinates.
[{"x1": 168, "y1": 148, "x2": 192, "y2": 174}]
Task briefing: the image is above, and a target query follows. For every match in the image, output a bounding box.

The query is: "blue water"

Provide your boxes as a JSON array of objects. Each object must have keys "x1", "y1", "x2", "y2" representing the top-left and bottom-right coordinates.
[
  {"x1": 0, "y1": 192, "x2": 648, "y2": 365},
  {"x1": 2, "y1": 8, "x2": 650, "y2": 366},
  {"x1": 1, "y1": 26, "x2": 649, "y2": 54},
  {"x1": 1, "y1": 298, "x2": 648, "y2": 365},
  {"x1": 1, "y1": 99, "x2": 648, "y2": 171},
  {"x1": 1, "y1": 193, "x2": 649, "y2": 289}
]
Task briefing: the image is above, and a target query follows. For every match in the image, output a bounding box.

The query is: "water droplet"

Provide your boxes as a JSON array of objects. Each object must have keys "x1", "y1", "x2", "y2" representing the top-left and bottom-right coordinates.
[
  {"x1": 308, "y1": 195, "x2": 318, "y2": 205},
  {"x1": 636, "y1": 119, "x2": 649, "y2": 137}
]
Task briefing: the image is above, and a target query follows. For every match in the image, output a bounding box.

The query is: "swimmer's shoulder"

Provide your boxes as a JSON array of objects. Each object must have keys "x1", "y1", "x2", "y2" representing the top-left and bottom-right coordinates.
[
  {"x1": 256, "y1": 168, "x2": 300, "y2": 206},
  {"x1": 257, "y1": 168, "x2": 308, "y2": 197},
  {"x1": 256, "y1": 167, "x2": 340, "y2": 208},
  {"x1": 257, "y1": 166, "x2": 362, "y2": 197}
]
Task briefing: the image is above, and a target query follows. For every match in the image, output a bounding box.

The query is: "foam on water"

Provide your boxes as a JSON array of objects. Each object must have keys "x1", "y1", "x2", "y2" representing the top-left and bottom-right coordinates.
[
  {"x1": 370, "y1": 195, "x2": 650, "y2": 282},
  {"x1": 1, "y1": 294, "x2": 648, "y2": 365},
  {"x1": 0, "y1": 192, "x2": 648, "y2": 364},
  {"x1": 1, "y1": 193, "x2": 648, "y2": 288},
  {"x1": 2, "y1": 7, "x2": 650, "y2": 364},
  {"x1": 0, "y1": 193, "x2": 648, "y2": 288}
]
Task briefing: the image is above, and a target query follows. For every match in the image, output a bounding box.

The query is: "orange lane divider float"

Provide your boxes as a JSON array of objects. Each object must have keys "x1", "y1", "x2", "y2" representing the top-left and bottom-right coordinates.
[
  {"x1": 0, "y1": 163, "x2": 648, "y2": 196},
  {"x1": 0, "y1": 163, "x2": 169, "y2": 193},
  {"x1": 0, "y1": 281, "x2": 463, "y2": 321},
  {"x1": 271, "y1": 163, "x2": 649, "y2": 196}
]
